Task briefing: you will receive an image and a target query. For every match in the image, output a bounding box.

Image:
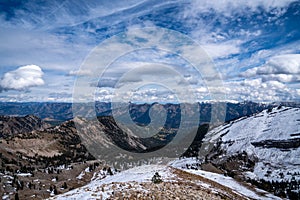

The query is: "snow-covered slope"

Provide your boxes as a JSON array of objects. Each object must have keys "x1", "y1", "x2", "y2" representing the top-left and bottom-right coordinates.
[
  {"x1": 49, "y1": 165, "x2": 174, "y2": 200},
  {"x1": 49, "y1": 162, "x2": 279, "y2": 200},
  {"x1": 171, "y1": 158, "x2": 281, "y2": 200},
  {"x1": 201, "y1": 106, "x2": 300, "y2": 182}
]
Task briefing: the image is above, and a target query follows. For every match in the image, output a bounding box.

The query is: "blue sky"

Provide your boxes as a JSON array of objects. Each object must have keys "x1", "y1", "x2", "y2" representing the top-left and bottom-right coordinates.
[{"x1": 0, "y1": 0, "x2": 299, "y2": 102}]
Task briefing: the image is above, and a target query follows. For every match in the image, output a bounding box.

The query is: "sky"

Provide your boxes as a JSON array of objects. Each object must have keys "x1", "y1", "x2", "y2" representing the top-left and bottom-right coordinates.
[{"x1": 0, "y1": 0, "x2": 299, "y2": 103}]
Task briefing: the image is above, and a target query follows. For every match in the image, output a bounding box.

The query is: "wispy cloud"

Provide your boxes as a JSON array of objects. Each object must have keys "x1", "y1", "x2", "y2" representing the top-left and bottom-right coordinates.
[{"x1": 0, "y1": 0, "x2": 299, "y2": 102}]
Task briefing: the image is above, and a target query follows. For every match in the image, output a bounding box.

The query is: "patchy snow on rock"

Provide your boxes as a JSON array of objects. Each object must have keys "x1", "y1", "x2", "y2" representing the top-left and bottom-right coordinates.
[
  {"x1": 2, "y1": 194, "x2": 9, "y2": 200},
  {"x1": 76, "y1": 171, "x2": 85, "y2": 180},
  {"x1": 49, "y1": 165, "x2": 176, "y2": 200},
  {"x1": 16, "y1": 173, "x2": 32, "y2": 177},
  {"x1": 171, "y1": 157, "x2": 280, "y2": 200},
  {"x1": 84, "y1": 167, "x2": 90, "y2": 172},
  {"x1": 182, "y1": 168, "x2": 281, "y2": 200},
  {"x1": 76, "y1": 167, "x2": 91, "y2": 180},
  {"x1": 94, "y1": 165, "x2": 175, "y2": 184},
  {"x1": 170, "y1": 157, "x2": 200, "y2": 168},
  {"x1": 49, "y1": 162, "x2": 280, "y2": 200}
]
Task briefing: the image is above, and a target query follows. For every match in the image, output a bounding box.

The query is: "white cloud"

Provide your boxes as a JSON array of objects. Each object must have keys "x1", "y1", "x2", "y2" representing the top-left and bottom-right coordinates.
[
  {"x1": 224, "y1": 78, "x2": 299, "y2": 102},
  {"x1": 230, "y1": 55, "x2": 300, "y2": 100},
  {"x1": 184, "y1": 0, "x2": 296, "y2": 17},
  {"x1": 233, "y1": 41, "x2": 300, "y2": 80},
  {"x1": 0, "y1": 65, "x2": 44, "y2": 91},
  {"x1": 260, "y1": 54, "x2": 300, "y2": 74},
  {"x1": 241, "y1": 78, "x2": 262, "y2": 87},
  {"x1": 69, "y1": 69, "x2": 93, "y2": 76},
  {"x1": 241, "y1": 54, "x2": 300, "y2": 83},
  {"x1": 202, "y1": 40, "x2": 241, "y2": 59},
  {"x1": 261, "y1": 74, "x2": 300, "y2": 83}
]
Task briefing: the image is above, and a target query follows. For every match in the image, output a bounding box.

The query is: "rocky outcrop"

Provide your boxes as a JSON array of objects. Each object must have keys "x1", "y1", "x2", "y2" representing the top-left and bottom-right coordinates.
[{"x1": 251, "y1": 138, "x2": 300, "y2": 149}]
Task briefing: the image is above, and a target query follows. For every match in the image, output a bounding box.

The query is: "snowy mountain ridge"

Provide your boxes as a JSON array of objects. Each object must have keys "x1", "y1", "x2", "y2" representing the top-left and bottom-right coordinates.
[
  {"x1": 49, "y1": 162, "x2": 280, "y2": 200},
  {"x1": 201, "y1": 106, "x2": 300, "y2": 182}
]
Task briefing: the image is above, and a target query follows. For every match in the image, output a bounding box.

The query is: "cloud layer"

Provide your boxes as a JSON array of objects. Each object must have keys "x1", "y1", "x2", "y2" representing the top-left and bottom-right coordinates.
[{"x1": 0, "y1": 0, "x2": 299, "y2": 102}]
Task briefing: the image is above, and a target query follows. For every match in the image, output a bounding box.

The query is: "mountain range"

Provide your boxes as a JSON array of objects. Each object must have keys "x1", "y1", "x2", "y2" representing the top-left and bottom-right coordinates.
[
  {"x1": 0, "y1": 101, "x2": 290, "y2": 124},
  {"x1": 0, "y1": 101, "x2": 299, "y2": 199}
]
